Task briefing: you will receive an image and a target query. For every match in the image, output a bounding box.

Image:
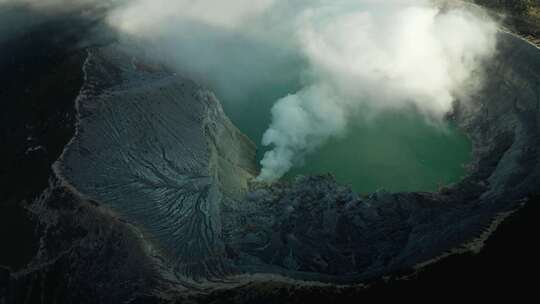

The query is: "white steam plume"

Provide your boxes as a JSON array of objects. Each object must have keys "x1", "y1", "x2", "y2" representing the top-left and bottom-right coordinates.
[
  {"x1": 260, "y1": 84, "x2": 348, "y2": 179},
  {"x1": 257, "y1": 2, "x2": 498, "y2": 181},
  {"x1": 104, "y1": 0, "x2": 498, "y2": 182},
  {"x1": 108, "y1": 0, "x2": 276, "y2": 31}
]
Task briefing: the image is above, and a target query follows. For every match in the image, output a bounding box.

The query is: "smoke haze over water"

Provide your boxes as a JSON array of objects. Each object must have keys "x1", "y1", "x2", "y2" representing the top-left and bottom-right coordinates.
[
  {"x1": 255, "y1": 2, "x2": 498, "y2": 180},
  {"x1": 1, "y1": 0, "x2": 499, "y2": 181},
  {"x1": 105, "y1": 0, "x2": 498, "y2": 181}
]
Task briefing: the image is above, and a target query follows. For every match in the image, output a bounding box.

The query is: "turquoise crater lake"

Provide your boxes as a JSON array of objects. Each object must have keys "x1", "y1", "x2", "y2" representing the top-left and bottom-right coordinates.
[
  {"x1": 221, "y1": 86, "x2": 472, "y2": 194},
  {"x1": 284, "y1": 108, "x2": 472, "y2": 194}
]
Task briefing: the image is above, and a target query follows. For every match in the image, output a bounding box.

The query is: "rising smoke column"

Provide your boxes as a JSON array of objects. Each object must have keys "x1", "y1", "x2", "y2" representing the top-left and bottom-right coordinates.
[
  {"x1": 257, "y1": 2, "x2": 498, "y2": 181},
  {"x1": 259, "y1": 84, "x2": 348, "y2": 180}
]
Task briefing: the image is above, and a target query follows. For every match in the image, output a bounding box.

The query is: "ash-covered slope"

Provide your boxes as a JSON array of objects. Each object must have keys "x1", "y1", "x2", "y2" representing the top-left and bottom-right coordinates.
[{"x1": 55, "y1": 45, "x2": 258, "y2": 281}]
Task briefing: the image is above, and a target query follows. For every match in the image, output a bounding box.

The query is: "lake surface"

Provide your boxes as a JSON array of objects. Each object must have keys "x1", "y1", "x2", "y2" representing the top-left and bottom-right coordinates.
[
  {"x1": 284, "y1": 108, "x2": 472, "y2": 193},
  {"x1": 220, "y1": 82, "x2": 472, "y2": 194}
]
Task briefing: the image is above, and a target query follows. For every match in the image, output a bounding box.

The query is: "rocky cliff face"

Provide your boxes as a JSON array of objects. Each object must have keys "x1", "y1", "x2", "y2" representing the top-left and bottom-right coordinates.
[{"x1": 1, "y1": 12, "x2": 540, "y2": 304}]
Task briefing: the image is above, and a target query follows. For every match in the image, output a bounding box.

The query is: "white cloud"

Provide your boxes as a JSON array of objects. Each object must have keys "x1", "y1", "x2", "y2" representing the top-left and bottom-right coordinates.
[
  {"x1": 108, "y1": 0, "x2": 276, "y2": 33},
  {"x1": 257, "y1": 1, "x2": 497, "y2": 180}
]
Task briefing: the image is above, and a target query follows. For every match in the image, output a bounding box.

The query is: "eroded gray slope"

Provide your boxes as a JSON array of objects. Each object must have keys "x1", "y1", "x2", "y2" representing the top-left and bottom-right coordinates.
[{"x1": 56, "y1": 45, "x2": 257, "y2": 281}]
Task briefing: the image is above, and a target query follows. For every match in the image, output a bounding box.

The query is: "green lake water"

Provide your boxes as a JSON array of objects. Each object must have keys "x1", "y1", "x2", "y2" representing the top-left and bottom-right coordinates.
[
  {"x1": 222, "y1": 90, "x2": 472, "y2": 194},
  {"x1": 218, "y1": 72, "x2": 471, "y2": 194},
  {"x1": 284, "y1": 109, "x2": 472, "y2": 194}
]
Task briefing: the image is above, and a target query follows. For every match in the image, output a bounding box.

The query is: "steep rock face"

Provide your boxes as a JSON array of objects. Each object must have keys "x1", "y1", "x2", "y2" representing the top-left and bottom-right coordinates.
[
  {"x1": 459, "y1": 33, "x2": 540, "y2": 199},
  {"x1": 54, "y1": 45, "x2": 257, "y2": 282}
]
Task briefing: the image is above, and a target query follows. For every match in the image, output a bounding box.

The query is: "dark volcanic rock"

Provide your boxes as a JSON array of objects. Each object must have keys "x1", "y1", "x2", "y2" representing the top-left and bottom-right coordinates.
[
  {"x1": 5, "y1": 183, "x2": 162, "y2": 304},
  {"x1": 0, "y1": 7, "x2": 88, "y2": 274}
]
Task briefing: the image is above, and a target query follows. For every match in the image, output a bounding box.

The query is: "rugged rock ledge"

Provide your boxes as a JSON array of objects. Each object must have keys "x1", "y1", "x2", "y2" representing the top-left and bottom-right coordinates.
[
  {"x1": 56, "y1": 44, "x2": 258, "y2": 282},
  {"x1": 1, "y1": 9, "x2": 539, "y2": 304}
]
